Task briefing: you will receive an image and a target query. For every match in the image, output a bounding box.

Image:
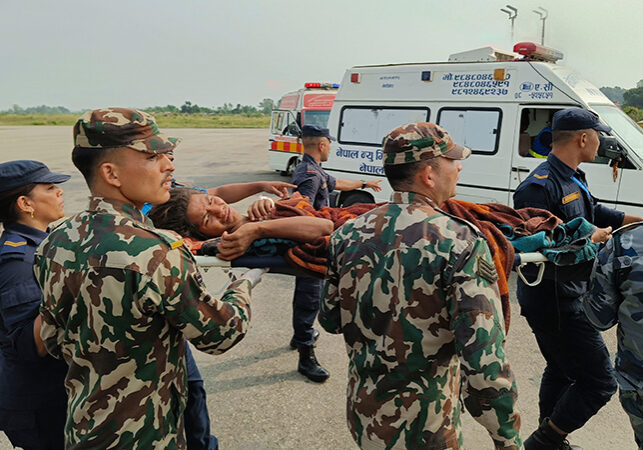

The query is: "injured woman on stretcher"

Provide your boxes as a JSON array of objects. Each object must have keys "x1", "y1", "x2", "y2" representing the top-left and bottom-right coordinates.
[{"x1": 149, "y1": 187, "x2": 612, "y2": 331}]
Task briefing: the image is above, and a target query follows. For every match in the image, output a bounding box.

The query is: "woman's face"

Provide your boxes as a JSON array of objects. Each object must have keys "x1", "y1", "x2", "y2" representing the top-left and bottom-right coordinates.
[
  {"x1": 27, "y1": 183, "x2": 65, "y2": 227},
  {"x1": 186, "y1": 193, "x2": 242, "y2": 237}
]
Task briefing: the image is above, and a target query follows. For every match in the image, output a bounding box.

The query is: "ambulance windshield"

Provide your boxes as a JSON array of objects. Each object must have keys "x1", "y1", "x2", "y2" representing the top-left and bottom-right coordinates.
[
  {"x1": 302, "y1": 110, "x2": 331, "y2": 128},
  {"x1": 593, "y1": 105, "x2": 643, "y2": 160}
]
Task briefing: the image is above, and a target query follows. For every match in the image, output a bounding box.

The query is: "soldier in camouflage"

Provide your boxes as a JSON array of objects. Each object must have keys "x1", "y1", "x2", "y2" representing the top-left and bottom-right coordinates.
[
  {"x1": 34, "y1": 108, "x2": 264, "y2": 449},
  {"x1": 320, "y1": 122, "x2": 522, "y2": 449},
  {"x1": 585, "y1": 222, "x2": 643, "y2": 448}
]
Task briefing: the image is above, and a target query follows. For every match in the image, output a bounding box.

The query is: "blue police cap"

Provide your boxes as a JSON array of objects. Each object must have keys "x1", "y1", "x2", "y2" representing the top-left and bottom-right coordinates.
[
  {"x1": 301, "y1": 125, "x2": 336, "y2": 141},
  {"x1": 0, "y1": 160, "x2": 70, "y2": 193},
  {"x1": 552, "y1": 108, "x2": 611, "y2": 133}
]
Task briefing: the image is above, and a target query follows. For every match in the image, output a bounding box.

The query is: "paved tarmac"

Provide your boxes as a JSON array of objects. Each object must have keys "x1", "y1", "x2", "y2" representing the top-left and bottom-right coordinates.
[{"x1": 0, "y1": 126, "x2": 636, "y2": 449}]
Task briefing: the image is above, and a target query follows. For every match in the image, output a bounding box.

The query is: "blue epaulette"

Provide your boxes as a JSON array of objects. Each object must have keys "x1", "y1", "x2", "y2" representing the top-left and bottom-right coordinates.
[{"x1": 0, "y1": 234, "x2": 28, "y2": 261}]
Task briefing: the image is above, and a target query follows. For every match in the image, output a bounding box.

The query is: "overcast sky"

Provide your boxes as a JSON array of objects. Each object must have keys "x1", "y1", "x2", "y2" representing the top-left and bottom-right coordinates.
[{"x1": 1, "y1": 0, "x2": 641, "y2": 111}]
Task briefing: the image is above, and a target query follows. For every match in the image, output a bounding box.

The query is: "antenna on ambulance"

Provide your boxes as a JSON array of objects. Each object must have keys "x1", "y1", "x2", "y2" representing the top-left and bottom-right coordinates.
[
  {"x1": 500, "y1": 5, "x2": 518, "y2": 42},
  {"x1": 532, "y1": 6, "x2": 548, "y2": 45}
]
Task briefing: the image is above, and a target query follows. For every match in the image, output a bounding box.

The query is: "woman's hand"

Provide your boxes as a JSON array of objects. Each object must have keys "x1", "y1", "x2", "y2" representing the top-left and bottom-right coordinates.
[
  {"x1": 260, "y1": 181, "x2": 295, "y2": 199},
  {"x1": 216, "y1": 223, "x2": 259, "y2": 260},
  {"x1": 247, "y1": 198, "x2": 275, "y2": 222},
  {"x1": 591, "y1": 226, "x2": 612, "y2": 244}
]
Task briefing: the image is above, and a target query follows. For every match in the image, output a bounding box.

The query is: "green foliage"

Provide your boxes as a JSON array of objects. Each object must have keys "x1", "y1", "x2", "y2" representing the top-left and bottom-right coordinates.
[
  {"x1": 258, "y1": 98, "x2": 275, "y2": 114},
  {"x1": 0, "y1": 114, "x2": 78, "y2": 126},
  {"x1": 145, "y1": 99, "x2": 276, "y2": 116},
  {"x1": 623, "y1": 87, "x2": 643, "y2": 109},
  {"x1": 599, "y1": 86, "x2": 625, "y2": 104},
  {"x1": 623, "y1": 106, "x2": 643, "y2": 123},
  {"x1": 0, "y1": 113, "x2": 270, "y2": 128},
  {"x1": 6, "y1": 104, "x2": 72, "y2": 114}
]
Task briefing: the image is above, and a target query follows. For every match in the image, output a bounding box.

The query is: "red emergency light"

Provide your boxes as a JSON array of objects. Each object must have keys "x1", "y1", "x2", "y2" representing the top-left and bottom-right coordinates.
[
  {"x1": 350, "y1": 73, "x2": 360, "y2": 83},
  {"x1": 304, "y1": 82, "x2": 340, "y2": 89},
  {"x1": 513, "y1": 42, "x2": 563, "y2": 62}
]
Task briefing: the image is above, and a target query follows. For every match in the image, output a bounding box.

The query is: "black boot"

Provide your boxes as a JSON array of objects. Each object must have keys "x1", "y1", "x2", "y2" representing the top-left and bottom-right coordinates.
[
  {"x1": 297, "y1": 345, "x2": 329, "y2": 383},
  {"x1": 289, "y1": 329, "x2": 320, "y2": 350},
  {"x1": 524, "y1": 418, "x2": 583, "y2": 450}
]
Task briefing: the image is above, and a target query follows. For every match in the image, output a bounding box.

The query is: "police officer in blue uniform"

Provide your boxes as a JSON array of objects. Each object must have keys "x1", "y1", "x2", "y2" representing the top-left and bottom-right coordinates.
[
  {"x1": 0, "y1": 160, "x2": 70, "y2": 449},
  {"x1": 291, "y1": 125, "x2": 381, "y2": 382},
  {"x1": 513, "y1": 109, "x2": 643, "y2": 450}
]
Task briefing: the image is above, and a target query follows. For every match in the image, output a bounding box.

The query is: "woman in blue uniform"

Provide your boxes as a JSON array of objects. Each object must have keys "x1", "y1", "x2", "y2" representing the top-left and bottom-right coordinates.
[{"x1": 0, "y1": 160, "x2": 70, "y2": 449}]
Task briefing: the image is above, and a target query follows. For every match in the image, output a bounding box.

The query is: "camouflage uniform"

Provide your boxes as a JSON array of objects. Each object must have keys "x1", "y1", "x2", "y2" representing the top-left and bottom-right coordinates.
[
  {"x1": 585, "y1": 222, "x2": 643, "y2": 447},
  {"x1": 321, "y1": 192, "x2": 521, "y2": 449},
  {"x1": 321, "y1": 122, "x2": 521, "y2": 449},
  {"x1": 34, "y1": 109, "x2": 253, "y2": 449}
]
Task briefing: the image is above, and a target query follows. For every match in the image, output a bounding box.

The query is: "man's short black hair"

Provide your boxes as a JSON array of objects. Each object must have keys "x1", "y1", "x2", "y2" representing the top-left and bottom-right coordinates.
[
  {"x1": 71, "y1": 147, "x2": 119, "y2": 188},
  {"x1": 552, "y1": 129, "x2": 582, "y2": 145},
  {"x1": 384, "y1": 158, "x2": 439, "y2": 191}
]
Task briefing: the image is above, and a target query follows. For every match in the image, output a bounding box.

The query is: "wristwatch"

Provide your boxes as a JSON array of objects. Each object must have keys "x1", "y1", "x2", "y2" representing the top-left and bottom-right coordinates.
[{"x1": 361, "y1": 180, "x2": 366, "y2": 189}]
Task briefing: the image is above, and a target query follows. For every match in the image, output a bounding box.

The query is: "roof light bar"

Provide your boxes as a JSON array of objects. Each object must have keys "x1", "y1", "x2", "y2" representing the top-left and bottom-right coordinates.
[
  {"x1": 304, "y1": 82, "x2": 340, "y2": 89},
  {"x1": 513, "y1": 42, "x2": 563, "y2": 62}
]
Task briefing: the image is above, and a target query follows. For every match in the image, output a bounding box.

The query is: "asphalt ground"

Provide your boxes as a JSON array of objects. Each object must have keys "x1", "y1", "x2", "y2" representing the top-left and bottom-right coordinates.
[{"x1": 0, "y1": 127, "x2": 636, "y2": 449}]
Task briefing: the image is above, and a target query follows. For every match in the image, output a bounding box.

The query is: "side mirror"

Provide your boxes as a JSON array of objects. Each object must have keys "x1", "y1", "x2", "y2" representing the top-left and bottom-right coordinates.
[
  {"x1": 597, "y1": 136, "x2": 622, "y2": 160},
  {"x1": 286, "y1": 122, "x2": 302, "y2": 137}
]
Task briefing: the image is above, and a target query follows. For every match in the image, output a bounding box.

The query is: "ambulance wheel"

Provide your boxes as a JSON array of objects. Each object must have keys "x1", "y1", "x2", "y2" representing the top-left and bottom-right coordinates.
[
  {"x1": 340, "y1": 191, "x2": 373, "y2": 207},
  {"x1": 281, "y1": 157, "x2": 300, "y2": 176}
]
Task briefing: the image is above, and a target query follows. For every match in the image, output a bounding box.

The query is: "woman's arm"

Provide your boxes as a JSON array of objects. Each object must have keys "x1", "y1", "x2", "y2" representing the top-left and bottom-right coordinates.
[
  {"x1": 209, "y1": 181, "x2": 296, "y2": 204},
  {"x1": 216, "y1": 217, "x2": 333, "y2": 260}
]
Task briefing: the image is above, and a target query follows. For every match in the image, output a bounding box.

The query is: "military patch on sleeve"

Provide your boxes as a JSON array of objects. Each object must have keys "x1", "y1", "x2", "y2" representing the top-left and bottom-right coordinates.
[
  {"x1": 477, "y1": 257, "x2": 498, "y2": 283},
  {"x1": 4, "y1": 240, "x2": 27, "y2": 247},
  {"x1": 562, "y1": 191, "x2": 580, "y2": 205},
  {"x1": 170, "y1": 239, "x2": 183, "y2": 249}
]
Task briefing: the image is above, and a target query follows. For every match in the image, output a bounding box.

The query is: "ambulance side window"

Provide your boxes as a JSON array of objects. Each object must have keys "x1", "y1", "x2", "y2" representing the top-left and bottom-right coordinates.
[
  {"x1": 338, "y1": 107, "x2": 430, "y2": 146},
  {"x1": 437, "y1": 108, "x2": 502, "y2": 155},
  {"x1": 271, "y1": 112, "x2": 285, "y2": 135}
]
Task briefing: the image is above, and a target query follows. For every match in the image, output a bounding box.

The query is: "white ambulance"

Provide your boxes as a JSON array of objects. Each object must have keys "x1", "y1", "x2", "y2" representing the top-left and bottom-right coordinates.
[
  {"x1": 323, "y1": 43, "x2": 643, "y2": 215},
  {"x1": 268, "y1": 83, "x2": 338, "y2": 175}
]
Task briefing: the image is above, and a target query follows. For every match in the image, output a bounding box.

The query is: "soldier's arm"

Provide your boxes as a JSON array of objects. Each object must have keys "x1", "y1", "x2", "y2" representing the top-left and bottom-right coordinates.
[
  {"x1": 593, "y1": 203, "x2": 626, "y2": 229},
  {"x1": 584, "y1": 239, "x2": 621, "y2": 330},
  {"x1": 294, "y1": 174, "x2": 321, "y2": 200},
  {"x1": 512, "y1": 182, "x2": 549, "y2": 211},
  {"x1": 149, "y1": 246, "x2": 253, "y2": 355},
  {"x1": 319, "y1": 236, "x2": 342, "y2": 334},
  {"x1": 448, "y1": 238, "x2": 522, "y2": 449}
]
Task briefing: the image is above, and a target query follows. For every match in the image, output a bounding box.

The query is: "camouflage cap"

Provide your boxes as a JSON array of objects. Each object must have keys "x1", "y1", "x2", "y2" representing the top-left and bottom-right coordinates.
[
  {"x1": 73, "y1": 108, "x2": 181, "y2": 154},
  {"x1": 382, "y1": 122, "x2": 470, "y2": 166}
]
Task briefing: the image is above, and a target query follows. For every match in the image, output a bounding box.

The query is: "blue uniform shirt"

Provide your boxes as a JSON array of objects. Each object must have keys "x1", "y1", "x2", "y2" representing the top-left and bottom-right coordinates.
[
  {"x1": 292, "y1": 154, "x2": 337, "y2": 209},
  {"x1": 513, "y1": 153, "x2": 624, "y2": 312},
  {"x1": 0, "y1": 222, "x2": 67, "y2": 413}
]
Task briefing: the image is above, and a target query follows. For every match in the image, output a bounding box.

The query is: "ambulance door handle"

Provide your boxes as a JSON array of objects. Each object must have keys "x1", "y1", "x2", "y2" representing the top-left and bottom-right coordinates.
[{"x1": 512, "y1": 166, "x2": 530, "y2": 183}]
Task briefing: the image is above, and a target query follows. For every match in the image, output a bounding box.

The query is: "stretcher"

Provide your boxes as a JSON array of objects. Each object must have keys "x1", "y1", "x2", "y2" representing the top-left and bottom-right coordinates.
[
  {"x1": 194, "y1": 255, "x2": 304, "y2": 276},
  {"x1": 196, "y1": 252, "x2": 594, "y2": 286},
  {"x1": 513, "y1": 252, "x2": 594, "y2": 286}
]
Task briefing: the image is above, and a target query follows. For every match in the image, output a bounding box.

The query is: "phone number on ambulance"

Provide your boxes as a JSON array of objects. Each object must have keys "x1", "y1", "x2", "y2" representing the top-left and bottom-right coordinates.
[
  {"x1": 529, "y1": 92, "x2": 553, "y2": 99},
  {"x1": 451, "y1": 88, "x2": 509, "y2": 96}
]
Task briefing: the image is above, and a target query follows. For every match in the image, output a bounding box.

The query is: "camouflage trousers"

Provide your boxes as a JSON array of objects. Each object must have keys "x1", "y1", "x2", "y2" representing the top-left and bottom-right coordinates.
[{"x1": 619, "y1": 388, "x2": 643, "y2": 448}]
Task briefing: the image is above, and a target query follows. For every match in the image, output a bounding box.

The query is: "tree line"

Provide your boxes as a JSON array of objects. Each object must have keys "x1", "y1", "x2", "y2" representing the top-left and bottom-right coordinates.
[
  {"x1": 1, "y1": 99, "x2": 276, "y2": 116},
  {"x1": 600, "y1": 79, "x2": 643, "y2": 121}
]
